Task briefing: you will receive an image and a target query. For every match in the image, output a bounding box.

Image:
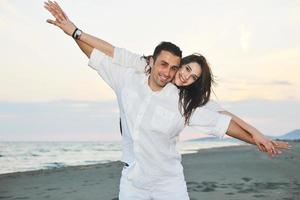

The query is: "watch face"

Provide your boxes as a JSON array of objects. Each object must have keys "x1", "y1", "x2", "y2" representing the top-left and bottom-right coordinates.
[{"x1": 75, "y1": 29, "x2": 82, "y2": 39}]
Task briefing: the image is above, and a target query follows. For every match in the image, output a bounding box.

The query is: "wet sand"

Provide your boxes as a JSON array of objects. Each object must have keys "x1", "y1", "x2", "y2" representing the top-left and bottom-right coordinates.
[
  {"x1": 183, "y1": 141, "x2": 300, "y2": 200},
  {"x1": 1, "y1": 142, "x2": 299, "y2": 200}
]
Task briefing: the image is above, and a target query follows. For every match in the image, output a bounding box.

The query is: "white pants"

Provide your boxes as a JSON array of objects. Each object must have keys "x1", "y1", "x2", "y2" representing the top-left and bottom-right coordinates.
[{"x1": 119, "y1": 167, "x2": 190, "y2": 200}]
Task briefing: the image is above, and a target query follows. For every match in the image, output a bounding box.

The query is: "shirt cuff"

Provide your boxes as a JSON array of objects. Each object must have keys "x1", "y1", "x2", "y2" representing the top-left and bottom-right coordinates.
[{"x1": 215, "y1": 115, "x2": 232, "y2": 139}]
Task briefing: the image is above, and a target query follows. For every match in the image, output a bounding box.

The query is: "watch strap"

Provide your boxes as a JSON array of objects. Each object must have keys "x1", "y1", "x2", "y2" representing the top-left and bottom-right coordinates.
[{"x1": 72, "y1": 28, "x2": 78, "y2": 39}]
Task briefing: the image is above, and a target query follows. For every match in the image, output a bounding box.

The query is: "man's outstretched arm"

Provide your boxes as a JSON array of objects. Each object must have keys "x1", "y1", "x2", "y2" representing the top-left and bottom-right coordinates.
[
  {"x1": 44, "y1": 0, "x2": 114, "y2": 58},
  {"x1": 44, "y1": 1, "x2": 157, "y2": 73}
]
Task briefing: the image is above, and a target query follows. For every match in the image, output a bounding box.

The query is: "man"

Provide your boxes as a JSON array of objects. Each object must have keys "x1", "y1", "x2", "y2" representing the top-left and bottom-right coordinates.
[{"x1": 44, "y1": 1, "x2": 288, "y2": 199}]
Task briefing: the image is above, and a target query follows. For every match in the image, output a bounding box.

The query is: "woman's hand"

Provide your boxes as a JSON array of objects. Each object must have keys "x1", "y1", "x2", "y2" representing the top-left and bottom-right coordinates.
[
  {"x1": 270, "y1": 140, "x2": 292, "y2": 153},
  {"x1": 218, "y1": 110, "x2": 291, "y2": 157},
  {"x1": 253, "y1": 134, "x2": 291, "y2": 157},
  {"x1": 44, "y1": 0, "x2": 76, "y2": 36},
  {"x1": 253, "y1": 134, "x2": 277, "y2": 156}
]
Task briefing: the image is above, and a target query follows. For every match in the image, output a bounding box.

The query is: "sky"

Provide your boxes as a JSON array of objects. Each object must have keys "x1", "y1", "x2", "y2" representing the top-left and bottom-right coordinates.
[{"x1": 0, "y1": 0, "x2": 299, "y2": 141}]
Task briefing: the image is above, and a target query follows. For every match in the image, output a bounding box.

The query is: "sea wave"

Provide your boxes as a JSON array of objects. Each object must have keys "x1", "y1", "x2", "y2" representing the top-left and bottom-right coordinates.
[
  {"x1": 44, "y1": 162, "x2": 66, "y2": 169},
  {"x1": 0, "y1": 140, "x2": 241, "y2": 175}
]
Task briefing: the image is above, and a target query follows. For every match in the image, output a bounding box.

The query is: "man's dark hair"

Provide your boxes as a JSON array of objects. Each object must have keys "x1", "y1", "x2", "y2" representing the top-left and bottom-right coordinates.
[
  {"x1": 143, "y1": 41, "x2": 182, "y2": 74},
  {"x1": 152, "y1": 41, "x2": 182, "y2": 61}
]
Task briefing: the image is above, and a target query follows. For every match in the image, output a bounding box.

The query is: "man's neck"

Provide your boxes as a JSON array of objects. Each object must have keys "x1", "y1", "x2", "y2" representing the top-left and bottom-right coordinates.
[{"x1": 148, "y1": 76, "x2": 163, "y2": 92}]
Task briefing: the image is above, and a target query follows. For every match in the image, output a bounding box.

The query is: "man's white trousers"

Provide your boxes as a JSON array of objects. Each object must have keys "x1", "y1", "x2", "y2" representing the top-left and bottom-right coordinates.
[{"x1": 119, "y1": 166, "x2": 190, "y2": 200}]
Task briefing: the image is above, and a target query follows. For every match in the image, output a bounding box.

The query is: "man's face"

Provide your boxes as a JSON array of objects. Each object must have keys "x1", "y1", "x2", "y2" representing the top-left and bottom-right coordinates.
[{"x1": 149, "y1": 50, "x2": 181, "y2": 91}]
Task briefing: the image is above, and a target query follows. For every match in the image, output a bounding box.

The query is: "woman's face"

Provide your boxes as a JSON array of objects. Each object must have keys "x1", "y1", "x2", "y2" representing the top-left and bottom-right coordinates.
[{"x1": 174, "y1": 62, "x2": 202, "y2": 86}]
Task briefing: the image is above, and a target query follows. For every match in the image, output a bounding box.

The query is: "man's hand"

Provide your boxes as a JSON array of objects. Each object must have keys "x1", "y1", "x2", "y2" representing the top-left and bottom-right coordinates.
[{"x1": 44, "y1": 0, "x2": 76, "y2": 36}]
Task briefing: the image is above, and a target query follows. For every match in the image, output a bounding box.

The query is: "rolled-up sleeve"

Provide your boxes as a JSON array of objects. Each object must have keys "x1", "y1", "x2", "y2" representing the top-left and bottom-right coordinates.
[
  {"x1": 113, "y1": 47, "x2": 147, "y2": 72},
  {"x1": 88, "y1": 48, "x2": 130, "y2": 92},
  {"x1": 188, "y1": 108, "x2": 232, "y2": 138}
]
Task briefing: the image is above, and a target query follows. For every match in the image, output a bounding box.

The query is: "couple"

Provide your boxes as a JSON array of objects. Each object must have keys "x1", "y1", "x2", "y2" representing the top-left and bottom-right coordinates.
[{"x1": 44, "y1": 1, "x2": 290, "y2": 199}]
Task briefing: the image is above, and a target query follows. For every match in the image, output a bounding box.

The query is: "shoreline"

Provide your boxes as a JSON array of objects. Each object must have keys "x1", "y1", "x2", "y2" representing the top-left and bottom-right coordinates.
[
  {"x1": 1, "y1": 142, "x2": 299, "y2": 200},
  {"x1": 0, "y1": 141, "x2": 245, "y2": 176}
]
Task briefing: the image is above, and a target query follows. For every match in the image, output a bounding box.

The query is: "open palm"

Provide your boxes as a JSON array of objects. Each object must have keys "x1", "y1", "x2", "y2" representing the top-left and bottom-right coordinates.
[{"x1": 44, "y1": 0, "x2": 76, "y2": 36}]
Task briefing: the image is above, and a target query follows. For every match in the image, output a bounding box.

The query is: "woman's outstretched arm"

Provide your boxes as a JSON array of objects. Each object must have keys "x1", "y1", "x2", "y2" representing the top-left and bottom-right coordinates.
[
  {"x1": 203, "y1": 100, "x2": 290, "y2": 156},
  {"x1": 225, "y1": 120, "x2": 290, "y2": 157},
  {"x1": 220, "y1": 110, "x2": 290, "y2": 155}
]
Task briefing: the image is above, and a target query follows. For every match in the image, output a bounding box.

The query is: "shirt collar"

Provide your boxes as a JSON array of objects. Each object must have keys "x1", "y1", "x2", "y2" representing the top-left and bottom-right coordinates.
[{"x1": 143, "y1": 74, "x2": 178, "y2": 96}]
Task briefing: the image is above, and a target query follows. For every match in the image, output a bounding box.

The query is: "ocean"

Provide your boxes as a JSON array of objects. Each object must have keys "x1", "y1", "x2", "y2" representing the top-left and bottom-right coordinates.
[{"x1": 0, "y1": 139, "x2": 243, "y2": 175}]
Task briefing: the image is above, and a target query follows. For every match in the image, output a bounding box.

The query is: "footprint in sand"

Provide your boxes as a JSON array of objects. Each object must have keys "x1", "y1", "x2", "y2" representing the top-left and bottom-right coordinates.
[
  {"x1": 242, "y1": 177, "x2": 252, "y2": 182},
  {"x1": 225, "y1": 192, "x2": 235, "y2": 195},
  {"x1": 46, "y1": 187, "x2": 60, "y2": 191},
  {"x1": 12, "y1": 197, "x2": 30, "y2": 199},
  {"x1": 187, "y1": 181, "x2": 218, "y2": 192},
  {"x1": 187, "y1": 181, "x2": 202, "y2": 192}
]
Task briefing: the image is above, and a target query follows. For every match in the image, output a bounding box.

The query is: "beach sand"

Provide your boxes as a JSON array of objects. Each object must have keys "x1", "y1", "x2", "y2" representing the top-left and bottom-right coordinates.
[{"x1": 1, "y1": 142, "x2": 299, "y2": 200}]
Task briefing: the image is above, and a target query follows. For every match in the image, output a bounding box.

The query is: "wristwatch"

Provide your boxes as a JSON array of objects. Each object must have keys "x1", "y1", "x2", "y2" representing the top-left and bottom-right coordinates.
[{"x1": 72, "y1": 28, "x2": 82, "y2": 40}]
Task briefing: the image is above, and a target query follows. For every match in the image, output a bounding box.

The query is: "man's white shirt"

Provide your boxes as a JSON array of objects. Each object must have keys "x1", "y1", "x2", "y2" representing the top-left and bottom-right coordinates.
[{"x1": 88, "y1": 48, "x2": 231, "y2": 187}]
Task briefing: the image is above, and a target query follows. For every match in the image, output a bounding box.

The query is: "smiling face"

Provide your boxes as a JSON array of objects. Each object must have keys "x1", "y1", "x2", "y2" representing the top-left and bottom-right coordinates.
[
  {"x1": 174, "y1": 62, "x2": 202, "y2": 86},
  {"x1": 148, "y1": 50, "x2": 181, "y2": 91}
]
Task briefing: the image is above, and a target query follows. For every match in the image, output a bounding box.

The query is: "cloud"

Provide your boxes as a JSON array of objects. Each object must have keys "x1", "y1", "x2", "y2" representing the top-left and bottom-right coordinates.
[
  {"x1": 228, "y1": 87, "x2": 246, "y2": 91},
  {"x1": 0, "y1": 0, "x2": 18, "y2": 17},
  {"x1": 239, "y1": 24, "x2": 252, "y2": 52},
  {"x1": 215, "y1": 78, "x2": 294, "y2": 101},
  {"x1": 0, "y1": 0, "x2": 17, "y2": 30},
  {"x1": 217, "y1": 98, "x2": 300, "y2": 136},
  {"x1": 289, "y1": 1, "x2": 300, "y2": 23},
  {"x1": 1, "y1": 99, "x2": 299, "y2": 141},
  {"x1": 220, "y1": 78, "x2": 292, "y2": 86},
  {"x1": 270, "y1": 80, "x2": 292, "y2": 85},
  {"x1": 0, "y1": 100, "x2": 120, "y2": 141},
  {"x1": 0, "y1": 18, "x2": 6, "y2": 29}
]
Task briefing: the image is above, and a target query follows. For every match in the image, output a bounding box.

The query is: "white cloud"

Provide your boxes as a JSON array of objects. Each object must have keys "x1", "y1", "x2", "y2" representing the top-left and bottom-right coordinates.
[
  {"x1": 0, "y1": 100, "x2": 120, "y2": 141},
  {"x1": 239, "y1": 24, "x2": 252, "y2": 52},
  {"x1": 213, "y1": 46, "x2": 300, "y2": 101},
  {"x1": 289, "y1": 1, "x2": 300, "y2": 23},
  {"x1": 0, "y1": 0, "x2": 17, "y2": 30},
  {"x1": 1, "y1": 0, "x2": 300, "y2": 104},
  {"x1": 1, "y1": 99, "x2": 298, "y2": 141},
  {"x1": 0, "y1": 18, "x2": 6, "y2": 29},
  {"x1": 0, "y1": 0, "x2": 18, "y2": 16}
]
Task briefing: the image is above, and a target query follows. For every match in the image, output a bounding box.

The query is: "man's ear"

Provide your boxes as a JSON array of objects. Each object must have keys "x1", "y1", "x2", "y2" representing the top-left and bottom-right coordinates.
[{"x1": 149, "y1": 57, "x2": 154, "y2": 68}]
